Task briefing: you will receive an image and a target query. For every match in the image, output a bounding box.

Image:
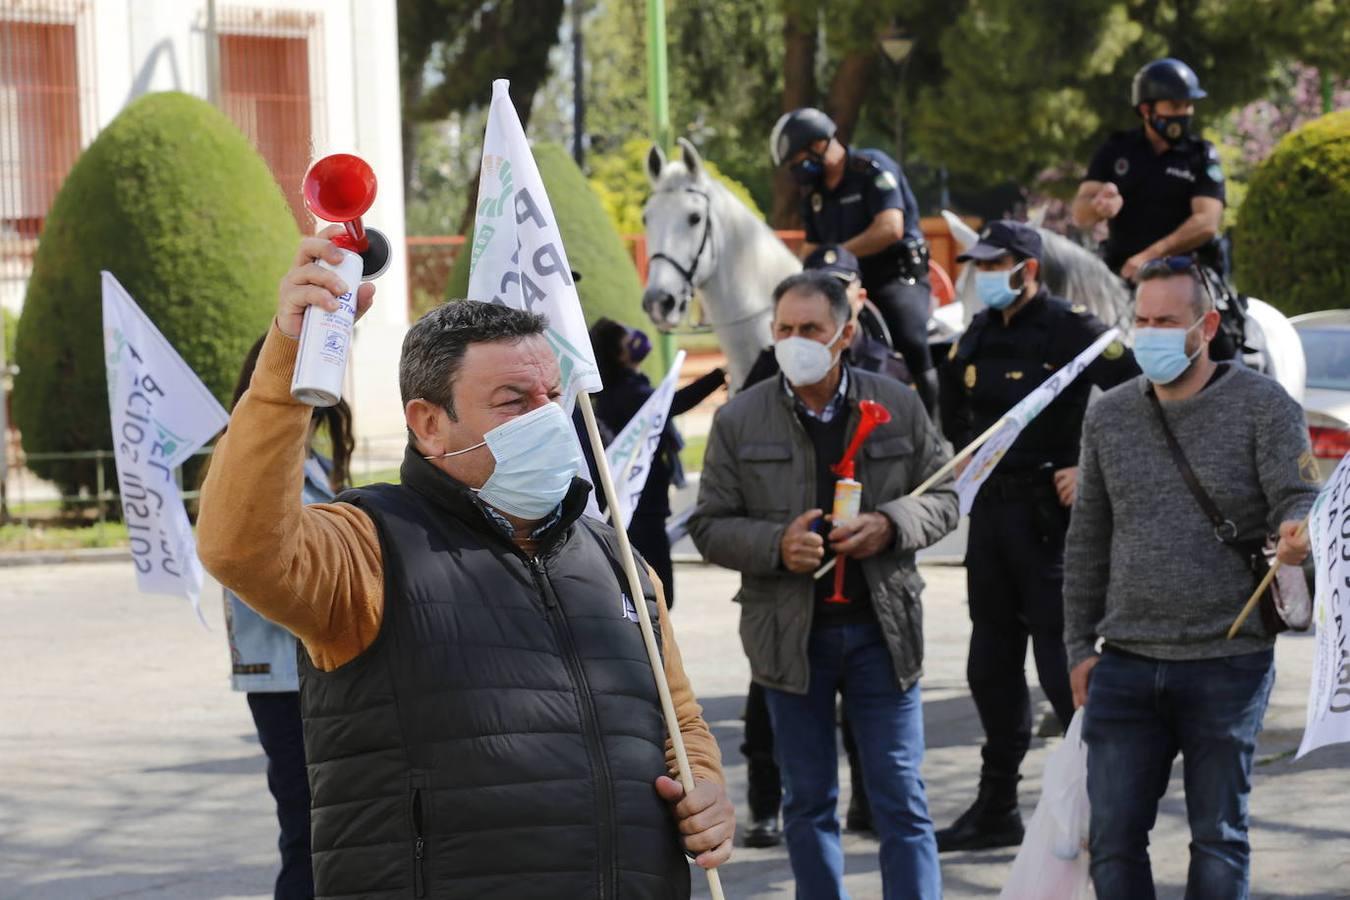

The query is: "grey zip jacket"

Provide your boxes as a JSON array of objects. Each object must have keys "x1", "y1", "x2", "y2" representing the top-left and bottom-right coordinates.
[{"x1": 690, "y1": 367, "x2": 959, "y2": 694}]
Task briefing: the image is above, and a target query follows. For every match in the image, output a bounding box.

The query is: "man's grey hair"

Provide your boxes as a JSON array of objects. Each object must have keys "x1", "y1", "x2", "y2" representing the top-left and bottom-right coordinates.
[
  {"x1": 400, "y1": 301, "x2": 548, "y2": 418},
  {"x1": 1136, "y1": 263, "x2": 1214, "y2": 320},
  {"x1": 772, "y1": 270, "x2": 851, "y2": 327}
]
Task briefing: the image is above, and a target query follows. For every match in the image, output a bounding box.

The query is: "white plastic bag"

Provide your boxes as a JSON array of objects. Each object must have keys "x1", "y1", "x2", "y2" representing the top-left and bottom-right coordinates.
[{"x1": 998, "y1": 709, "x2": 1094, "y2": 900}]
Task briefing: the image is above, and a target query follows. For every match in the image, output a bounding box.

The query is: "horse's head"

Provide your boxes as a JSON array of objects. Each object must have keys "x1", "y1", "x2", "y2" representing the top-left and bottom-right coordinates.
[{"x1": 641, "y1": 137, "x2": 718, "y2": 330}]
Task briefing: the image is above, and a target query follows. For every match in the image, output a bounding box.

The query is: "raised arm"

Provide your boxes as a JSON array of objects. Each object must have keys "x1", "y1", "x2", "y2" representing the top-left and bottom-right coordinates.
[{"x1": 197, "y1": 232, "x2": 383, "y2": 671}]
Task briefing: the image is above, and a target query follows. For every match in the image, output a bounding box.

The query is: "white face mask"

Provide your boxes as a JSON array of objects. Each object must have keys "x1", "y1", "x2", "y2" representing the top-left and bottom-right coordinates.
[
  {"x1": 774, "y1": 319, "x2": 846, "y2": 387},
  {"x1": 424, "y1": 401, "x2": 583, "y2": 520}
]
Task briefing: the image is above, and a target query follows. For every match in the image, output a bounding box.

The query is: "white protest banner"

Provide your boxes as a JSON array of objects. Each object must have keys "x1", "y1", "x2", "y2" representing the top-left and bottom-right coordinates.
[
  {"x1": 605, "y1": 351, "x2": 686, "y2": 528},
  {"x1": 955, "y1": 328, "x2": 1121, "y2": 515},
  {"x1": 1297, "y1": 452, "x2": 1350, "y2": 759},
  {"x1": 102, "y1": 272, "x2": 229, "y2": 620},
  {"x1": 469, "y1": 78, "x2": 601, "y2": 408}
]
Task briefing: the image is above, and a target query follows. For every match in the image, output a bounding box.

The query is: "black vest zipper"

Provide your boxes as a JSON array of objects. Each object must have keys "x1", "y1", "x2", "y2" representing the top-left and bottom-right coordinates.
[{"x1": 529, "y1": 555, "x2": 617, "y2": 900}]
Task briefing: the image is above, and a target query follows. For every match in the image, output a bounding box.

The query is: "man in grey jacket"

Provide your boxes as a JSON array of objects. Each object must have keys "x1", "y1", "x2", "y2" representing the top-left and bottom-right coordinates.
[
  {"x1": 1064, "y1": 257, "x2": 1318, "y2": 900},
  {"x1": 691, "y1": 271, "x2": 958, "y2": 900}
]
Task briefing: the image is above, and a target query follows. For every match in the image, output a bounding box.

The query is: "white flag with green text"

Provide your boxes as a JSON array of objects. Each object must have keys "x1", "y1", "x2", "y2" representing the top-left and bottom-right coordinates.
[
  {"x1": 605, "y1": 351, "x2": 686, "y2": 529},
  {"x1": 955, "y1": 328, "x2": 1120, "y2": 515},
  {"x1": 468, "y1": 78, "x2": 602, "y2": 407},
  {"x1": 102, "y1": 271, "x2": 228, "y2": 621}
]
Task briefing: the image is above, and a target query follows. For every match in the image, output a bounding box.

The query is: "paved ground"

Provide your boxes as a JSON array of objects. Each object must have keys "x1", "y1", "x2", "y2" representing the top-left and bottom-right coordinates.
[{"x1": 2, "y1": 559, "x2": 1347, "y2": 899}]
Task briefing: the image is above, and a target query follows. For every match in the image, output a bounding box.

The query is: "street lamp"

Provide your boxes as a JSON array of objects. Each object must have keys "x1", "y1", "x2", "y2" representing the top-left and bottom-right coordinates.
[{"x1": 878, "y1": 26, "x2": 915, "y2": 164}]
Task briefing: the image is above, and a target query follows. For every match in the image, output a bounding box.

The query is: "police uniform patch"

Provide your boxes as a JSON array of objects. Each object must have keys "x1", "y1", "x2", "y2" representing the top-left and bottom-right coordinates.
[
  {"x1": 1071, "y1": 304, "x2": 1088, "y2": 314},
  {"x1": 1005, "y1": 371, "x2": 1024, "y2": 380},
  {"x1": 1207, "y1": 163, "x2": 1224, "y2": 182},
  {"x1": 965, "y1": 365, "x2": 977, "y2": 389},
  {"x1": 811, "y1": 193, "x2": 823, "y2": 213},
  {"x1": 948, "y1": 342, "x2": 959, "y2": 361},
  {"x1": 1103, "y1": 340, "x2": 1125, "y2": 360},
  {"x1": 1114, "y1": 157, "x2": 1129, "y2": 176},
  {"x1": 1299, "y1": 451, "x2": 1321, "y2": 484},
  {"x1": 824, "y1": 249, "x2": 837, "y2": 264},
  {"x1": 874, "y1": 171, "x2": 898, "y2": 191}
]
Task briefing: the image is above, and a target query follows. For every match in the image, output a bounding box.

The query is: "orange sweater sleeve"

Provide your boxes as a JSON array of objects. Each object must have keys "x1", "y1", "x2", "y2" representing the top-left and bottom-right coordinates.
[
  {"x1": 197, "y1": 323, "x2": 384, "y2": 672},
  {"x1": 653, "y1": 569, "x2": 725, "y2": 788}
]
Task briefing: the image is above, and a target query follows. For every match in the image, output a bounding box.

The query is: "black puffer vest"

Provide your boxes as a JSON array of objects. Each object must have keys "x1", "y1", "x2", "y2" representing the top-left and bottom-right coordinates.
[{"x1": 299, "y1": 452, "x2": 690, "y2": 899}]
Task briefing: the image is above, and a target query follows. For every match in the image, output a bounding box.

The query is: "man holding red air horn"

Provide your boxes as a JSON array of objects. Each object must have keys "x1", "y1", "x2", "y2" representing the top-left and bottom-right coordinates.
[
  {"x1": 198, "y1": 226, "x2": 733, "y2": 899},
  {"x1": 690, "y1": 270, "x2": 958, "y2": 900}
]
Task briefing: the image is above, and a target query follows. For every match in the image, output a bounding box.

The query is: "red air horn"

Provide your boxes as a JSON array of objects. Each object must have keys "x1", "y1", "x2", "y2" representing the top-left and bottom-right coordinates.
[
  {"x1": 302, "y1": 153, "x2": 391, "y2": 280},
  {"x1": 826, "y1": 399, "x2": 892, "y2": 605}
]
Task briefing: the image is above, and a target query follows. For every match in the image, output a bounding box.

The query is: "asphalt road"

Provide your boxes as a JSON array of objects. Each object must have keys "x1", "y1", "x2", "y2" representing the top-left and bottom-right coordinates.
[{"x1": 2, "y1": 560, "x2": 1347, "y2": 899}]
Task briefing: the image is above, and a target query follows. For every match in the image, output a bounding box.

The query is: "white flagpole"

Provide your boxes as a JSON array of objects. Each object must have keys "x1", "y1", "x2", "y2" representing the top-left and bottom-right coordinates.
[{"x1": 577, "y1": 392, "x2": 727, "y2": 900}]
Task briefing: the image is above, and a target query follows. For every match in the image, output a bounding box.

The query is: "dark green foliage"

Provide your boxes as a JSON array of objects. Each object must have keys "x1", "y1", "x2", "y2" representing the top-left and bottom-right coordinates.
[
  {"x1": 445, "y1": 142, "x2": 650, "y2": 368},
  {"x1": 13, "y1": 91, "x2": 298, "y2": 497},
  {"x1": 1234, "y1": 110, "x2": 1350, "y2": 316}
]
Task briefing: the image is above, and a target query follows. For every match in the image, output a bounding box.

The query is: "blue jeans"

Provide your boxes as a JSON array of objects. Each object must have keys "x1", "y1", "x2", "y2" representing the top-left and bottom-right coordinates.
[
  {"x1": 1083, "y1": 647, "x2": 1275, "y2": 900},
  {"x1": 763, "y1": 623, "x2": 940, "y2": 900}
]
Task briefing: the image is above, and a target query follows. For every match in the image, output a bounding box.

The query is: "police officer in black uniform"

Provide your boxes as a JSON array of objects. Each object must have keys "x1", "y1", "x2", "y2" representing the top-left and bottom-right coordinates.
[
  {"x1": 1073, "y1": 58, "x2": 1225, "y2": 284},
  {"x1": 935, "y1": 221, "x2": 1139, "y2": 852},
  {"x1": 770, "y1": 107, "x2": 938, "y2": 416}
]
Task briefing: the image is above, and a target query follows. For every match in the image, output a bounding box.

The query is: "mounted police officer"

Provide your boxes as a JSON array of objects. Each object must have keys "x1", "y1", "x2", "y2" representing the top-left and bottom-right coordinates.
[
  {"x1": 1073, "y1": 58, "x2": 1224, "y2": 282},
  {"x1": 1071, "y1": 59, "x2": 1249, "y2": 359},
  {"x1": 770, "y1": 107, "x2": 939, "y2": 417},
  {"x1": 936, "y1": 221, "x2": 1139, "y2": 853}
]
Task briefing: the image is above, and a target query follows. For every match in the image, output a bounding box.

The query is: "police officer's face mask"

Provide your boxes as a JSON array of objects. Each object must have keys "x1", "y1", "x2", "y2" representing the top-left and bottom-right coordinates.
[
  {"x1": 974, "y1": 262, "x2": 1026, "y2": 310},
  {"x1": 789, "y1": 153, "x2": 825, "y2": 186},
  {"x1": 1150, "y1": 112, "x2": 1192, "y2": 146}
]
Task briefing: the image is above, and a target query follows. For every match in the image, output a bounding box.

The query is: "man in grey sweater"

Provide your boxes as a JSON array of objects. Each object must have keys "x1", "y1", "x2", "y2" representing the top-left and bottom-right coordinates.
[{"x1": 1064, "y1": 257, "x2": 1318, "y2": 900}]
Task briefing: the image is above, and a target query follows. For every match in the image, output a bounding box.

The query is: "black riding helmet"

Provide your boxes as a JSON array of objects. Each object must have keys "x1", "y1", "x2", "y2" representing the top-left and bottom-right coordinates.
[
  {"x1": 770, "y1": 107, "x2": 837, "y2": 167},
  {"x1": 1131, "y1": 58, "x2": 1207, "y2": 107}
]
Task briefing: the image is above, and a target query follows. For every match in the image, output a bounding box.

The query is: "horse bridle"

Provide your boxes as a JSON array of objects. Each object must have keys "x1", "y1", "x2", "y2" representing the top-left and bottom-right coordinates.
[{"x1": 647, "y1": 188, "x2": 714, "y2": 297}]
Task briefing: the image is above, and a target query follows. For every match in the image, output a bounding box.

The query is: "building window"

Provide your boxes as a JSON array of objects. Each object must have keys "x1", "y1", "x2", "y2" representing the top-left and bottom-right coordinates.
[
  {"x1": 0, "y1": 11, "x2": 85, "y2": 273},
  {"x1": 218, "y1": 9, "x2": 324, "y2": 230}
]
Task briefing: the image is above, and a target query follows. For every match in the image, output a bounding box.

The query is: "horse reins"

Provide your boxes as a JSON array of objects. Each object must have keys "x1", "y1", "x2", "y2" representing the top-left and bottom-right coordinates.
[{"x1": 647, "y1": 187, "x2": 714, "y2": 295}]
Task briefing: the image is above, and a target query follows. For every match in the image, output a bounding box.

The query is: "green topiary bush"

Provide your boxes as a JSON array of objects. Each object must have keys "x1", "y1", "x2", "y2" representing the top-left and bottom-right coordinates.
[
  {"x1": 1234, "y1": 109, "x2": 1350, "y2": 316},
  {"x1": 446, "y1": 142, "x2": 648, "y2": 352},
  {"x1": 14, "y1": 91, "x2": 298, "y2": 498}
]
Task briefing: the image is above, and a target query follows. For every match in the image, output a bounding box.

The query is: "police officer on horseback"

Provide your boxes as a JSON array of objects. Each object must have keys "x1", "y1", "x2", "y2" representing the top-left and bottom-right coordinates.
[
  {"x1": 1072, "y1": 59, "x2": 1246, "y2": 358},
  {"x1": 771, "y1": 107, "x2": 939, "y2": 416}
]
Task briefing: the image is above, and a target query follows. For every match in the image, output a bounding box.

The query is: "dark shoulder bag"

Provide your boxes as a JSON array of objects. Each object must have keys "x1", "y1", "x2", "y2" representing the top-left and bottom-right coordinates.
[{"x1": 1146, "y1": 388, "x2": 1287, "y2": 636}]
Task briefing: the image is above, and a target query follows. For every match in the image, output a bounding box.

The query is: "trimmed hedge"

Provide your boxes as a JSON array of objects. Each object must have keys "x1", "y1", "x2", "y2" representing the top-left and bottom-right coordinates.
[
  {"x1": 1235, "y1": 110, "x2": 1350, "y2": 315},
  {"x1": 13, "y1": 91, "x2": 298, "y2": 497},
  {"x1": 445, "y1": 142, "x2": 651, "y2": 372}
]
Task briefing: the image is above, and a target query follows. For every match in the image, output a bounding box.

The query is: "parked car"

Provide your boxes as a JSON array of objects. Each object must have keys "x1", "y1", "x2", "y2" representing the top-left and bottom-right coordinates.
[{"x1": 1291, "y1": 310, "x2": 1350, "y2": 482}]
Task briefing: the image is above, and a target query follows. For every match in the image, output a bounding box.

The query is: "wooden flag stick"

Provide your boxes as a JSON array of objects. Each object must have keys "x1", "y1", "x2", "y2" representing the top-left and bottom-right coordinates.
[
  {"x1": 813, "y1": 416, "x2": 1010, "y2": 581},
  {"x1": 577, "y1": 392, "x2": 728, "y2": 900},
  {"x1": 1227, "y1": 519, "x2": 1309, "y2": 640}
]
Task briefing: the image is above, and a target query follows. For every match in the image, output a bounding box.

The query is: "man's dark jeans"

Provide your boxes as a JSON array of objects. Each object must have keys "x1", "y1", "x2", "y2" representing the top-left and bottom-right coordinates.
[
  {"x1": 1083, "y1": 647, "x2": 1275, "y2": 900},
  {"x1": 763, "y1": 623, "x2": 940, "y2": 899},
  {"x1": 247, "y1": 692, "x2": 314, "y2": 900}
]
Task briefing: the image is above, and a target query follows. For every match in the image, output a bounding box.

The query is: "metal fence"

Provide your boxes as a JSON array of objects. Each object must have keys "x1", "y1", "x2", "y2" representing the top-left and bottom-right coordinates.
[{"x1": 2, "y1": 432, "x2": 414, "y2": 528}]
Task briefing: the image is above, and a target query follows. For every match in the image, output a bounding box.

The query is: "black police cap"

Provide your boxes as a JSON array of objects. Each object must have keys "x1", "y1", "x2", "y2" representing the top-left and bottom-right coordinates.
[
  {"x1": 956, "y1": 220, "x2": 1043, "y2": 264},
  {"x1": 770, "y1": 108, "x2": 837, "y2": 167},
  {"x1": 1131, "y1": 58, "x2": 1207, "y2": 106},
  {"x1": 802, "y1": 245, "x2": 861, "y2": 283}
]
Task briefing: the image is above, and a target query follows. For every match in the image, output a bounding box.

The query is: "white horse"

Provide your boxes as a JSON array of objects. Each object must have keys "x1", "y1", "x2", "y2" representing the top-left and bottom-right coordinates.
[
  {"x1": 941, "y1": 211, "x2": 1306, "y2": 402},
  {"x1": 641, "y1": 139, "x2": 800, "y2": 388}
]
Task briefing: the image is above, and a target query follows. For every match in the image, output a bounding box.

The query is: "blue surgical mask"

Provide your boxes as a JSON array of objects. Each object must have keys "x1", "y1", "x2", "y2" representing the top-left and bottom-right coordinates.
[
  {"x1": 974, "y1": 263, "x2": 1025, "y2": 310},
  {"x1": 424, "y1": 401, "x2": 583, "y2": 520},
  {"x1": 1133, "y1": 320, "x2": 1205, "y2": 385}
]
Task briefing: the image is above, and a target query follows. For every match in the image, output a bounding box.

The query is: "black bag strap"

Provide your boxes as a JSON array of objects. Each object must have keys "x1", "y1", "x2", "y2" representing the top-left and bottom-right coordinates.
[{"x1": 1145, "y1": 387, "x2": 1240, "y2": 544}]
